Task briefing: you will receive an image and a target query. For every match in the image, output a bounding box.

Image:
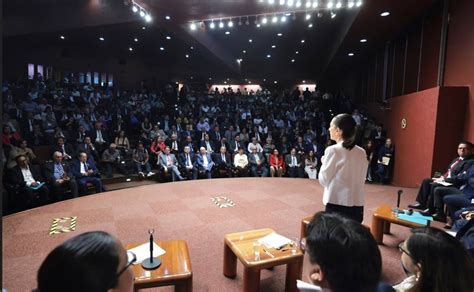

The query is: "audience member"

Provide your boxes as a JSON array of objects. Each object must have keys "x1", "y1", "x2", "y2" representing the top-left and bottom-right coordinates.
[
  {"x1": 52, "y1": 137, "x2": 74, "y2": 161},
  {"x1": 197, "y1": 147, "x2": 214, "y2": 179},
  {"x1": 442, "y1": 164, "x2": 474, "y2": 228},
  {"x1": 6, "y1": 140, "x2": 37, "y2": 169},
  {"x1": 319, "y1": 113, "x2": 367, "y2": 223},
  {"x1": 159, "y1": 146, "x2": 184, "y2": 181},
  {"x1": 394, "y1": 227, "x2": 473, "y2": 291},
  {"x1": 44, "y1": 151, "x2": 79, "y2": 200},
  {"x1": 179, "y1": 146, "x2": 197, "y2": 180},
  {"x1": 233, "y1": 147, "x2": 249, "y2": 177},
  {"x1": 76, "y1": 136, "x2": 100, "y2": 162},
  {"x1": 304, "y1": 150, "x2": 318, "y2": 180},
  {"x1": 102, "y1": 143, "x2": 125, "y2": 178},
  {"x1": 132, "y1": 142, "x2": 154, "y2": 177},
  {"x1": 72, "y1": 152, "x2": 103, "y2": 195},
  {"x1": 248, "y1": 146, "x2": 268, "y2": 177},
  {"x1": 37, "y1": 231, "x2": 135, "y2": 292},
  {"x1": 269, "y1": 149, "x2": 285, "y2": 177},
  {"x1": 115, "y1": 130, "x2": 131, "y2": 157},
  {"x1": 286, "y1": 148, "x2": 304, "y2": 178},
  {"x1": 213, "y1": 146, "x2": 233, "y2": 178},
  {"x1": 374, "y1": 138, "x2": 395, "y2": 184}
]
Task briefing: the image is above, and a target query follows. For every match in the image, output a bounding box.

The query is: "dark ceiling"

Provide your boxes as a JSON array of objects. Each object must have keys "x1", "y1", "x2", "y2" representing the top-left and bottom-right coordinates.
[{"x1": 3, "y1": 0, "x2": 438, "y2": 84}]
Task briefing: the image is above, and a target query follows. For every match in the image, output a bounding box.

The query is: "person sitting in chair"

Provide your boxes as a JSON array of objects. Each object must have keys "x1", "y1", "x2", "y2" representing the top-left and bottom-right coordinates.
[
  {"x1": 233, "y1": 147, "x2": 249, "y2": 177},
  {"x1": 159, "y1": 146, "x2": 184, "y2": 182},
  {"x1": 178, "y1": 146, "x2": 197, "y2": 180},
  {"x1": 213, "y1": 146, "x2": 233, "y2": 178},
  {"x1": 248, "y1": 146, "x2": 269, "y2": 177},
  {"x1": 44, "y1": 151, "x2": 78, "y2": 200},
  {"x1": 197, "y1": 147, "x2": 214, "y2": 179},
  {"x1": 71, "y1": 152, "x2": 103, "y2": 195}
]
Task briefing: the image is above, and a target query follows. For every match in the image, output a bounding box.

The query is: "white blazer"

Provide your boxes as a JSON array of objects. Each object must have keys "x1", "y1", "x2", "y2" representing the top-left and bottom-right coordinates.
[{"x1": 319, "y1": 142, "x2": 368, "y2": 207}]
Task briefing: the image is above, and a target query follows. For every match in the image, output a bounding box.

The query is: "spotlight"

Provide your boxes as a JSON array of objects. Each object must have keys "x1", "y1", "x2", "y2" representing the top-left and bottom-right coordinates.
[
  {"x1": 129, "y1": 47, "x2": 133, "y2": 51},
  {"x1": 291, "y1": 59, "x2": 295, "y2": 62},
  {"x1": 134, "y1": 38, "x2": 138, "y2": 42},
  {"x1": 165, "y1": 15, "x2": 171, "y2": 20},
  {"x1": 281, "y1": 15, "x2": 287, "y2": 22},
  {"x1": 185, "y1": 54, "x2": 189, "y2": 58},
  {"x1": 267, "y1": 54, "x2": 271, "y2": 58},
  {"x1": 296, "y1": 51, "x2": 299, "y2": 54},
  {"x1": 272, "y1": 15, "x2": 278, "y2": 23},
  {"x1": 274, "y1": 81, "x2": 278, "y2": 84},
  {"x1": 296, "y1": 1, "x2": 302, "y2": 7},
  {"x1": 327, "y1": 1, "x2": 333, "y2": 8},
  {"x1": 257, "y1": 23, "x2": 261, "y2": 27},
  {"x1": 219, "y1": 20, "x2": 224, "y2": 28},
  {"x1": 348, "y1": 1, "x2": 355, "y2": 8},
  {"x1": 190, "y1": 46, "x2": 194, "y2": 50},
  {"x1": 243, "y1": 50, "x2": 247, "y2": 53},
  {"x1": 312, "y1": 0, "x2": 318, "y2": 8},
  {"x1": 287, "y1": 0, "x2": 294, "y2": 6},
  {"x1": 305, "y1": 1, "x2": 311, "y2": 8},
  {"x1": 277, "y1": 33, "x2": 283, "y2": 36},
  {"x1": 301, "y1": 39, "x2": 305, "y2": 43},
  {"x1": 249, "y1": 39, "x2": 253, "y2": 43},
  {"x1": 99, "y1": 37, "x2": 105, "y2": 41},
  {"x1": 190, "y1": 23, "x2": 197, "y2": 30},
  {"x1": 228, "y1": 20, "x2": 233, "y2": 27},
  {"x1": 360, "y1": 38, "x2": 367, "y2": 43},
  {"x1": 348, "y1": 53, "x2": 354, "y2": 56},
  {"x1": 268, "y1": 0, "x2": 275, "y2": 3},
  {"x1": 142, "y1": 26, "x2": 146, "y2": 29},
  {"x1": 225, "y1": 31, "x2": 230, "y2": 35},
  {"x1": 331, "y1": 12, "x2": 337, "y2": 18},
  {"x1": 336, "y1": 1, "x2": 342, "y2": 9},
  {"x1": 139, "y1": 10, "x2": 146, "y2": 17},
  {"x1": 305, "y1": 13, "x2": 311, "y2": 20},
  {"x1": 308, "y1": 23, "x2": 313, "y2": 28},
  {"x1": 60, "y1": 35, "x2": 65, "y2": 40},
  {"x1": 166, "y1": 36, "x2": 171, "y2": 40},
  {"x1": 280, "y1": 0, "x2": 285, "y2": 4},
  {"x1": 160, "y1": 47, "x2": 164, "y2": 51},
  {"x1": 356, "y1": 0, "x2": 362, "y2": 7},
  {"x1": 210, "y1": 21, "x2": 215, "y2": 29},
  {"x1": 380, "y1": 11, "x2": 390, "y2": 17},
  {"x1": 132, "y1": 5, "x2": 138, "y2": 13},
  {"x1": 262, "y1": 17, "x2": 268, "y2": 24},
  {"x1": 145, "y1": 14, "x2": 152, "y2": 22},
  {"x1": 272, "y1": 45, "x2": 276, "y2": 48}
]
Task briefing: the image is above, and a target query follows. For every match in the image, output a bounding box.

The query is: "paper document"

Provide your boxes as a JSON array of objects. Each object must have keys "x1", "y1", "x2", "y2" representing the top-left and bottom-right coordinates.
[
  {"x1": 297, "y1": 280, "x2": 325, "y2": 291},
  {"x1": 258, "y1": 233, "x2": 292, "y2": 249},
  {"x1": 128, "y1": 242, "x2": 166, "y2": 264},
  {"x1": 436, "y1": 181, "x2": 452, "y2": 186},
  {"x1": 380, "y1": 157, "x2": 390, "y2": 166}
]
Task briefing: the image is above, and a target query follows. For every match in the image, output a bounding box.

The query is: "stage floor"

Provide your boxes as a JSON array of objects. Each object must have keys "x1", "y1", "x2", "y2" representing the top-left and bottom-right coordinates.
[{"x1": 2, "y1": 178, "x2": 433, "y2": 291}]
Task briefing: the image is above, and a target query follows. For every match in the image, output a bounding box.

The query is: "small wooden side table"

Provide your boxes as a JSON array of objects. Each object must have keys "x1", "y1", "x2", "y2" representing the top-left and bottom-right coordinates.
[
  {"x1": 126, "y1": 240, "x2": 192, "y2": 292},
  {"x1": 223, "y1": 228, "x2": 303, "y2": 292}
]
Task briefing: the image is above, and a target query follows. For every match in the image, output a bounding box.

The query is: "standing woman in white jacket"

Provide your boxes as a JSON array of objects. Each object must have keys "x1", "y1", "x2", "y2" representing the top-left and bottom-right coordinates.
[{"x1": 319, "y1": 113, "x2": 368, "y2": 223}]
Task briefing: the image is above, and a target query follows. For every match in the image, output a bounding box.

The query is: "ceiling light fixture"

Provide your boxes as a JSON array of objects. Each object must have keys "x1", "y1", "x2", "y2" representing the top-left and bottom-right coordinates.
[
  {"x1": 267, "y1": 54, "x2": 271, "y2": 58},
  {"x1": 243, "y1": 50, "x2": 247, "y2": 53},
  {"x1": 139, "y1": 10, "x2": 146, "y2": 17},
  {"x1": 145, "y1": 14, "x2": 152, "y2": 22},
  {"x1": 295, "y1": 51, "x2": 299, "y2": 54},
  {"x1": 336, "y1": 1, "x2": 342, "y2": 9},
  {"x1": 331, "y1": 12, "x2": 337, "y2": 18},
  {"x1": 262, "y1": 16, "x2": 268, "y2": 24},
  {"x1": 305, "y1": 1, "x2": 311, "y2": 8},
  {"x1": 291, "y1": 59, "x2": 295, "y2": 62},
  {"x1": 296, "y1": 1, "x2": 302, "y2": 8},
  {"x1": 287, "y1": 0, "x2": 294, "y2": 7},
  {"x1": 301, "y1": 39, "x2": 305, "y2": 43},
  {"x1": 274, "y1": 81, "x2": 278, "y2": 84},
  {"x1": 308, "y1": 23, "x2": 313, "y2": 28},
  {"x1": 166, "y1": 36, "x2": 171, "y2": 40},
  {"x1": 190, "y1": 22, "x2": 197, "y2": 30},
  {"x1": 60, "y1": 35, "x2": 65, "y2": 40},
  {"x1": 327, "y1": 1, "x2": 334, "y2": 9},
  {"x1": 228, "y1": 20, "x2": 234, "y2": 27},
  {"x1": 160, "y1": 47, "x2": 165, "y2": 51},
  {"x1": 219, "y1": 20, "x2": 225, "y2": 28},
  {"x1": 132, "y1": 5, "x2": 138, "y2": 13},
  {"x1": 225, "y1": 31, "x2": 231, "y2": 35},
  {"x1": 348, "y1": 52, "x2": 354, "y2": 56},
  {"x1": 249, "y1": 39, "x2": 253, "y2": 43},
  {"x1": 280, "y1": 0, "x2": 285, "y2": 4},
  {"x1": 277, "y1": 33, "x2": 283, "y2": 36},
  {"x1": 360, "y1": 38, "x2": 367, "y2": 43},
  {"x1": 312, "y1": 0, "x2": 318, "y2": 8},
  {"x1": 272, "y1": 45, "x2": 276, "y2": 48},
  {"x1": 165, "y1": 15, "x2": 171, "y2": 20},
  {"x1": 268, "y1": 0, "x2": 275, "y2": 4},
  {"x1": 348, "y1": 1, "x2": 355, "y2": 8},
  {"x1": 134, "y1": 38, "x2": 138, "y2": 42},
  {"x1": 272, "y1": 15, "x2": 278, "y2": 23},
  {"x1": 129, "y1": 47, "x2": 133, "y2": 51},
  {"x1": 210, "y1": 21, "x2": 215, "y2": 29},
  {"x1": 356, "y1": 0, "x2": 362, "y2": 7},
  {"x1": 305, "y1": 13, "x2": 311, "y2": 20},
  {"x1": 142, "y1": 26, "x2": 146, "y2": 30},
  {"x1": 281, "y1": 15, "x2": 287, "y2": 22},
  {"x1": 380, "y1": 11, "x2": 390, "y2": 17},
  {"x1": 190, "y1": 46, "x2": 194, "y2": 50},
  {"x1": 185, "y1": 54, "x2": 189, "y2": 58},
  {"x1": 99, "y1": 37, "x2": 105, "y2": 41}
]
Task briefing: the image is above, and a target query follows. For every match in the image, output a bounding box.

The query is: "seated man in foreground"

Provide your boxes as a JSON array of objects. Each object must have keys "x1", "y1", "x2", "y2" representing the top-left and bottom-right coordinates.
[{"x1": 44, "y1": 151, "x2": 79, "y2": 200}]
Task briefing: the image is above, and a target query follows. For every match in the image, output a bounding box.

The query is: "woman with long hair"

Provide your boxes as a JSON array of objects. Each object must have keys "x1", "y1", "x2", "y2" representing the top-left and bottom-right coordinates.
[
  {"x1": 304, "y1": 150, "x2": 318, "y2": 180},
  {"x1": 269, "y1": 148, "x2": 285, "y2": 177},
  {"x1": 319, "y1": 113, "x2": 367, "y2": 223}
]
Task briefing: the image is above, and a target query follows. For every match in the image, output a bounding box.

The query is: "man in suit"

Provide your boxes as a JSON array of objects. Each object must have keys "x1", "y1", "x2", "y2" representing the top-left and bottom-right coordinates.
[
  {"x1": 21, "y1": 111, "x2": 38, "y2": 138},
  {"x1": 76, "y1": 136, "x2": 100, "y2": 162},
  {"x1": 44, "y1": 151, "x2": 79, "y2": 200},
  {"x1": 248, "y1": 146, "x2": 269, "y2": 177},
  {"x1": 183, "y1": 135, "x2": 196, "y2": 153},
  {"x1": 229, "y1": 134, "x2": 243, "y2": 154},
  {"x1": 285, "y1": 148, "x2": 304, "y2": 178},
  {"x1": 213, "y1": 146, "x2": 233, "y2": 178},
  {"x1": 7, "y1": 154, "x2": 50, "y2": 210},
  {"x1": 409, "y1": 141, "x2": 474, "y2": 210},
  {"x1": 51, "y1": 137, "x2": 74, "y2": 161},
  {"x1": 159, "y1": 146, "x2": 184, "y2": 181},
  {"x1": 90, "y1": 122, "x2": 108, "y2": 153},
  {"x1": 180, "y1": 124, "x2": 194, "y2": 142},
  {"x1": 200, "y1": 134, "x2": 215, "y2": 154},
  {"x1": 178, "y1": 146, "x2": 197, "y2": 180},
  {"x1": 217, "y1": 137, "x2": 230, "y2": 152},
  {"x1": 166, "y1": 133, "x2": 181, "y2": 155},
  {"x1": 73, "y1": 125, "x2": 89, "y2": 145},
  {"x1": 71, "y1": 152, "x2": 103, "y2": 195},
  {"x1": 210, "y1": 125, "x2": 223, "y2": 144},
  {"x1": 196, "y1": 147, "x2": 214, "y2": 179}
]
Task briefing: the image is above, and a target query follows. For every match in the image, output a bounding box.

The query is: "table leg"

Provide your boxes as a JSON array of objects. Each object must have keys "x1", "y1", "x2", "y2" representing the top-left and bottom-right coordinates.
[
  {"x1": 243, "y1": 268, "x2": 260, "y2": 292},
  {"x1": 285, "y1": 260, "x2": 303, "y2": 292},
  {"x1": 175, "y1": 277, "x2": 193, "y2": 292},
  {"x1": 383, "y1": 221, "x2": 391, "y2": 234},
  {"x1": 371, "y1": 216, "x2": 384, "y2": 244},
  {"x1": 300, "y1": 221, "x2": 307, "y2": 240},
  {"x1": 223, "y1": 243, "x2": 237, "y2": 278}
]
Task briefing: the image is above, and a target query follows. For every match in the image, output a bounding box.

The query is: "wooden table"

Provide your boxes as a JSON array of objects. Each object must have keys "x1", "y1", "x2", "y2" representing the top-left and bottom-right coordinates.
[
  {"x1": 223, "y1": 228, "x2": 303, "y2": 292},
  {"x1": 371, "y1": 204, "x2": 425, "y2": 244},
  {"x1": 126, "y1": 240, "x2": 192, "y2": 292}
]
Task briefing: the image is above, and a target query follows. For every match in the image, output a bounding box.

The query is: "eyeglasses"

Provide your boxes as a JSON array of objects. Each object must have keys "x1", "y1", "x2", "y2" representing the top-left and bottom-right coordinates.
[
  {"x1": 109, "y1": 251, "x2": 136, "y2": 288},
  {"x1": 398, "y1": 242, "x2": 410, "y2": 256}
]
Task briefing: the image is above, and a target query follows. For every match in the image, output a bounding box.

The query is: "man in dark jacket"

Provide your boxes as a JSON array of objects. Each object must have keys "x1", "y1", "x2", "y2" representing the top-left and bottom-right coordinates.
[{"x1": 44, "y1": 151, "x2": 79, "y2": 200}]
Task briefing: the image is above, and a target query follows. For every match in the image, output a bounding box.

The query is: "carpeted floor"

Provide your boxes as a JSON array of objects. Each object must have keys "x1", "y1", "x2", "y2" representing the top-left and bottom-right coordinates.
[{"x1": 2, "y1": 178, "x2": 442, "y2": 291}]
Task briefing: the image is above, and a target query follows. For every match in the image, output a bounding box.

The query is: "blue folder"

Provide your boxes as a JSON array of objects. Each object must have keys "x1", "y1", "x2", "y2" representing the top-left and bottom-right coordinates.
[{"x1": 397, "y1": 211, "x2": 433, "y2": 226}]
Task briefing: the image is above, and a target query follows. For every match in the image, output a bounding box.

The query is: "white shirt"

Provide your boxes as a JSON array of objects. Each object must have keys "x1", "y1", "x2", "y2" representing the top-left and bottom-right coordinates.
[
  {"x1": 21, "y1": 167, "x2": 36, "y2": 186},
  {"x1": 234, "y1": 153, "x2": 248, "y2": 168},
  {"x1": 319, "y1": 142, "x2": 368, "y2": 207},
  {"x1": 80, "y1": 162, "x2": 87, "y2": 174},
  {"x1": 202, "y1": 154, "x2": 209, "y2": 168},
  {"x1": 247, "y1": 142, "x2": 263, "y2": 153},
  {"x1": 96, "y1": 130, "x2": 104, "y2": 143}
]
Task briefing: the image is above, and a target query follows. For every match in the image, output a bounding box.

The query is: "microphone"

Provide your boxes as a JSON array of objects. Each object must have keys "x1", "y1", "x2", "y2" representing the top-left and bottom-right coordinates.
[{"x1": 397, "y1": 190, "x2": 403, "y2": 209}]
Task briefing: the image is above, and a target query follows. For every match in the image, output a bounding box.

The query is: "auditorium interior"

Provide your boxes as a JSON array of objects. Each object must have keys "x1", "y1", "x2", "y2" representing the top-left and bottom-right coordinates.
[{"x1": 2, "y1": 0, "x2": 474, "y2": 291}]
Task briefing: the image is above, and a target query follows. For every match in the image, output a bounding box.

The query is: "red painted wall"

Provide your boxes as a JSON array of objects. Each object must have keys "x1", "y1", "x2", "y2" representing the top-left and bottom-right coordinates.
[{"x1": 444, "y1": 0, "x2": 474, "y2": 142}]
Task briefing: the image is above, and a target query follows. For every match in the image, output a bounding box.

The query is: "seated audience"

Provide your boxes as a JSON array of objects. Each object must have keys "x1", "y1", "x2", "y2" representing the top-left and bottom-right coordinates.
[
  {"x1": 269, "y1": 149, "x2": 285, "y2": 177},
  {"x1": 167, "y1": 133, "x2": 181, "y2": 155},
  {"x1": 6, "y1": 154, "x2": 49, "y2": 210},
  {"x1": 229, "y1": 134, "x2": 243, "y2": 154},
  {"x1": 91, "y1": 122, "x2": 108, "y2": 153},
  {"x1": 213, "y1": 146, "x2": 233, "y2": 178},
  {"x1": 374, "y1": 138, "x2": 394, "y2": 184},
  {"x1": 247, "y1": 137, "x2": 263, "y2": 153},
  {"x1": 262, "y1": 137, "x2": 276, "y2": 160},
  {"x1": 6, "y1": 140, "x2": 37, "y2": 169},
  {"x1": 44, "y1": 151, "x2": 79, "y2": 200},
  {"x1": 364, "y1": 139, "x2": 377, "y2": 182},
  {"x1": 300, "y1": 212, "x2": 387, "y2": 292},
  {"x1": 233, "y1": 147, "x2": 249, "y2": 177},
  {"x1": 159, "y1": 146, "x2": 184, "y2": 181},
  {"x1": 304, "y1": 150, "x2": 318, "y2": 180},
  {"x1": 115, "y1": 130, "x2": 131, "y2": 157},
  {"x1": 248, "y1": 146, "x2": 268, "y2": 177},
  {"x1": 37, "y1": 231, "x2": 134, "y2": 292},
  {"x1": 286, "y1": 148, "x2": 304, "y2": 178},
  {"x1": 71, "y1": 152, "x2": 103, "y2": 195},
  {"x1": 197, "y1": 147, "x2": 214, "y2": 179},
  {"x1": 76, "y1": 136, "x2": 100, "y2": 162},
  {"x1": 394, "y1": 227, "x2": 473, "y2": 291},
  {"x1": 30, "y1": 124, "x2": 46, "y2": 146},
  {"x1": 179, "y1": 146, "x2": 197, "y2": 180},
  {"x1": 133, "y1": 142, "x2": 154, "y2": 177},
  {"x1": 443, "y1": 164, "x2": 474, "y2": 228},
  {"x1": 52, "y1": 137, "x2": 74, "y2": 161},
  {"x1": 102, "y1": 143, "x2": 126, "y2": 178},
  {"x1": 408, "y1": 141, "x2": 474, "y2": 210},
  {"x1": 2, "y1": 125, "x2": 22, "y2": 147}
]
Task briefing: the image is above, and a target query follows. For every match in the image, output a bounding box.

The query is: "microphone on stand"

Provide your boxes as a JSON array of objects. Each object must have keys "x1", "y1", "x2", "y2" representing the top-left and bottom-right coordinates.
[
  {"x1": 397, "y1": 190, "x2": 403, "y2": 209},
  {"x1": 141, "y1": 229, "x2": 161, "y2": 270},
  {"x1": 392, "y1": 189, "x2": 404, "y2": 215}
]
